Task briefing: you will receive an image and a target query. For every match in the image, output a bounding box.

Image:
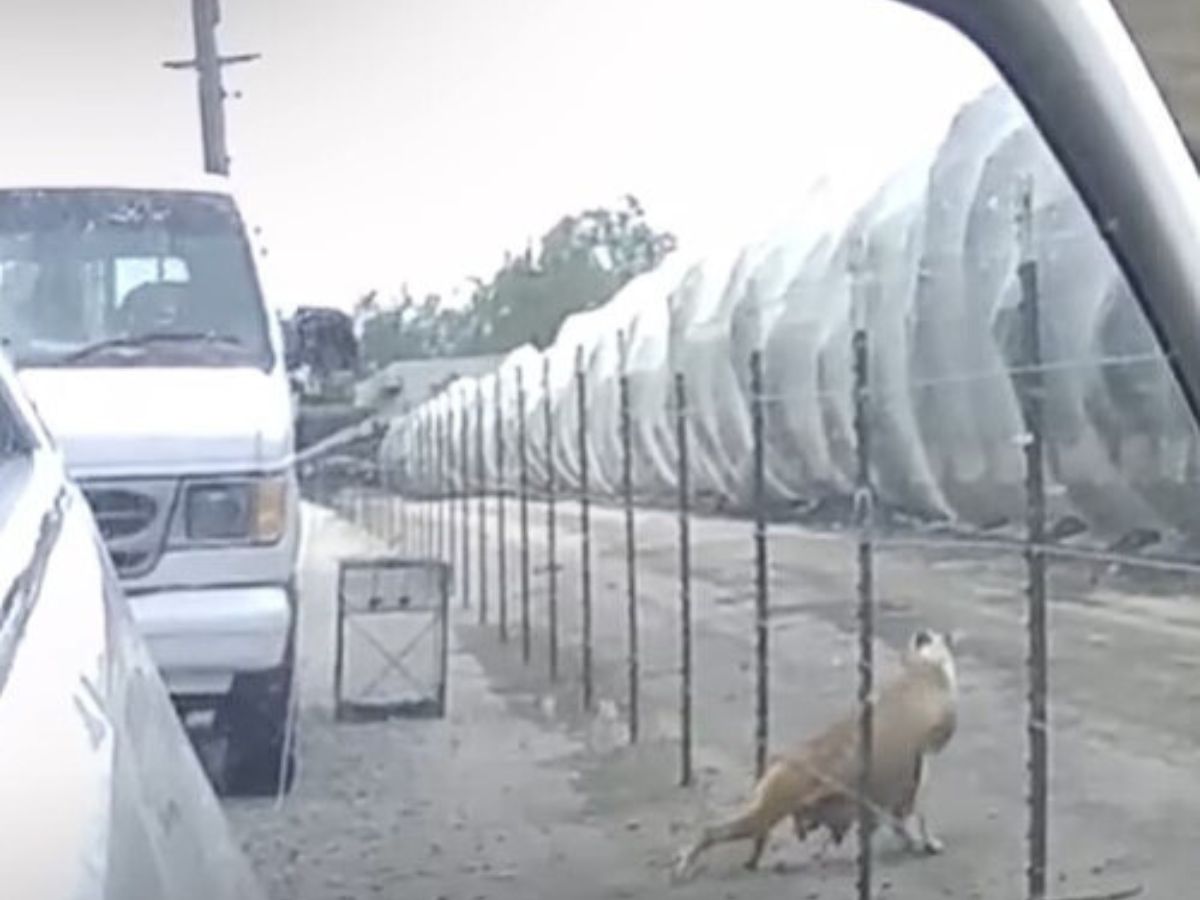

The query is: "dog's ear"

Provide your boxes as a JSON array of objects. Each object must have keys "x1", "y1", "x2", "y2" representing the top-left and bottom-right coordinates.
[
  {"x1": 944, "y1": 629, "x2": 963, "y2": 652},
  {"x1": 912, "y1": 629, "x2": 933, "y2": 651}
]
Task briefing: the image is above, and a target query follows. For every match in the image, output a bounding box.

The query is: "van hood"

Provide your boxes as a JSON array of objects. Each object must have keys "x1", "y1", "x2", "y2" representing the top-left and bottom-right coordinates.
[{"x1": 17, "y1": 367, "x2": 293, "y2": 479}]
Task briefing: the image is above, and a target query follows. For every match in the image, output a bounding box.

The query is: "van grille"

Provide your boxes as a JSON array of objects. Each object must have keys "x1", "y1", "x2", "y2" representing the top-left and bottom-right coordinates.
[
  {"x1": 81, "y1": 480, "x2": 178, "y2": 578},
  {"x1": 109, "y1": 550, "x2": 152, "y2": 573},
  {"x1": 85, "y1": 489, "x2": 158, "y2": 539}
]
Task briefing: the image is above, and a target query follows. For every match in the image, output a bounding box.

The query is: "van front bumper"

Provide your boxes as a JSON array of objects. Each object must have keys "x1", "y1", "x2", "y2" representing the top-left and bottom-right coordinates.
[{"x1": 126, "y1": 584, "x2": 292, "y2": 698}]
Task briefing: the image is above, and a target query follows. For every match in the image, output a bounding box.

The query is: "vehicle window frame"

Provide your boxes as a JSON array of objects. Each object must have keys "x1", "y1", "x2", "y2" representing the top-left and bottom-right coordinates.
[{"x1": 893, "y1": 0, "x2": 1200, "y2": 428}]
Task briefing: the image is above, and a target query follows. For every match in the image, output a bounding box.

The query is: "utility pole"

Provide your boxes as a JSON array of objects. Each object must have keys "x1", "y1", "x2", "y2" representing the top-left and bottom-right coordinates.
[{"x1": 163, "y1": 0, "x2": 260, "y2": 175}]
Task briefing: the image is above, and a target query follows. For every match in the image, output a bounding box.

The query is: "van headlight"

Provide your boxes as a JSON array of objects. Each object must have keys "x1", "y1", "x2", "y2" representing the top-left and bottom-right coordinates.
[{"x1": 182, "y1": 476, "x2": 288, "y2": 544}]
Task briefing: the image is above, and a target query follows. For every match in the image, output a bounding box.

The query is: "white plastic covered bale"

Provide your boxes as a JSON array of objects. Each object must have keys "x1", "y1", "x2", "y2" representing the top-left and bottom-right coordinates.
[{"x1": 381, "y1": 79, "x2": 1200, "y2": 548}]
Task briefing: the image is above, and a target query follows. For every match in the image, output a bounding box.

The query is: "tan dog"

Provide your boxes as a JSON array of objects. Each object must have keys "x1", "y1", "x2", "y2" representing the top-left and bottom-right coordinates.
[{"x1": 673, "y1": 629, "x2": 958, "y2": 880}]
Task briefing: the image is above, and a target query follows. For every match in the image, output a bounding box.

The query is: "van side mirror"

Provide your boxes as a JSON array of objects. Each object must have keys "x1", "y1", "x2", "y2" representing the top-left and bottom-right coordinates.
[{"x1": 282, "y1": 320, "x2": 301, "y2": 371}]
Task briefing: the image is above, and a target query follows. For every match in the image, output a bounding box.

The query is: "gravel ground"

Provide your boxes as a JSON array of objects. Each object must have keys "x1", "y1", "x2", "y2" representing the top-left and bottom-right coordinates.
[{"x1": 226, "y1": 499, "x2": 1200, "y2": 899}]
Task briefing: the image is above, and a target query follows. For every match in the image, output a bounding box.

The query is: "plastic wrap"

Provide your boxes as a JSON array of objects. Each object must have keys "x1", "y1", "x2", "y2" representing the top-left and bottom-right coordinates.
[{"x1": 385, "y1": 80, "x2": 1200, "y2": 548}]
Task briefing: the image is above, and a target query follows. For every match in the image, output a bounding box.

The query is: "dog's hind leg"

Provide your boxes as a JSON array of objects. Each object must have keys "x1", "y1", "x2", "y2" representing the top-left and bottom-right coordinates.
[
  {"x1": 673, "y1": 810, "x2": 765, "y2": 880},
  {"x1": 791, "y1": 812, "x2": 814, "y2": 843},
  {"x1": 744, "y1": 835, "x2": 768, "y2": 870}
]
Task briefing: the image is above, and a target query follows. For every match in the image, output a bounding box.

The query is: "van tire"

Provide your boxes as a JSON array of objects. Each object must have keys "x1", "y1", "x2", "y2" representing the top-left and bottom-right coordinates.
[
  {"x1": 219, "y1": 655, "x2": 296, "y2": 797},
  {"x1": 218, "y1": 590, "x2": 298, "y2": 799}
]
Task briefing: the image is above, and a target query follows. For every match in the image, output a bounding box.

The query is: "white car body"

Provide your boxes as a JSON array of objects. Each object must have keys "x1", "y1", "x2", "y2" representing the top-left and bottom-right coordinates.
[{"x1": 0, "y1": 346, "x2": 265, "y2": 899}]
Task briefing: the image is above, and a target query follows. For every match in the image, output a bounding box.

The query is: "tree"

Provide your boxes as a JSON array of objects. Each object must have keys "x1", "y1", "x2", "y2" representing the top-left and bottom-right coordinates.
[
  {"x1": 359, "y1": 292, "x2": 465, "y2": 368},
  {"x1": 467, "y1": 194, "x2": 675, "y2": 353},
  {"x1": 354, "y1": 194, "x2": 675, "y2": 365},
  {"x1": 352, "y1": 290, "x2": 380, "y2": 337}
]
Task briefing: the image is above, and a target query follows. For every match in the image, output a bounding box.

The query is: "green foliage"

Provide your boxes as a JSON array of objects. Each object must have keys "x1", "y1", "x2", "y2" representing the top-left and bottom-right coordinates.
[
  {"x1": 356, "y1": 195, "x2": 675, "y2": 368},
  {"x1": 359, "y1": 290, "x2": 462, "y2": 367}
]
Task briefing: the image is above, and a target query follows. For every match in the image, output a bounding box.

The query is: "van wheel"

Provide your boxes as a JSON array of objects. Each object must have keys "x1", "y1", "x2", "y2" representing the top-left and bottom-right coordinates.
[{"x1": 218, "y1": 652, "x2": 297, "y2": 797}]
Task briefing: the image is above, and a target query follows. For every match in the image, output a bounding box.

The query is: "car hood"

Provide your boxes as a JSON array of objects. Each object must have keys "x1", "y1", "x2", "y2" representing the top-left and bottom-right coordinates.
[{"x1": 17, "y1": 367, "x2": 293, "y2": 478}]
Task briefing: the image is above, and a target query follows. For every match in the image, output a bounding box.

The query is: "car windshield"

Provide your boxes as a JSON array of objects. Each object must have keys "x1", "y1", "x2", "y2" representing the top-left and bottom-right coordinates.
[{"x1": 0, "y1": 188, "x2": 272, "y2": 369}]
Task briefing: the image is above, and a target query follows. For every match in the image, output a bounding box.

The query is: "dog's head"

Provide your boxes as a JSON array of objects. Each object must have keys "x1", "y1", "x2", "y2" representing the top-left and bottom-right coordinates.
[{"x1": 903, "y1": 628, "x2": 959, "y2": 686}]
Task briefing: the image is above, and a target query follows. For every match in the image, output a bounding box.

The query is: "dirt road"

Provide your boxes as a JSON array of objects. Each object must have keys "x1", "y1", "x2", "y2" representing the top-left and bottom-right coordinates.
[{"x1": 227, "y1": 500, "x2": 1200, "y2": 898}]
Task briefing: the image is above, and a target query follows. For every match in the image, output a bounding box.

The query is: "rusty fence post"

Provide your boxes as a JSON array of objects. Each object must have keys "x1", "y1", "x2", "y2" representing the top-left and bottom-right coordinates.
[
  {"x1": 355, "y1": 471, "x2": 366, "y2": 535},
  {"x1": 619, "y1": 331, "x2": 640, "y2": 744},
  {"x1": 544, "y1": 356, "x2": 559, "y2": 682},
  {"x1": 416, "y1": 415, "x2": 426, "y2": 556},
  {"x1": 426, "y1": 413, "x2": 435, "y2": 558},
  {"x1": 750, "y1": 349, "x2": 770, "y2": 779},
  {"x1": 430, "y1": 414, "x2": 438, "y2": 557},
  {"x1": 417, "y1": 415, "x2": 426, "y2": 556},
  {"x1": 400, "y1": 433, "x2": 408, "y2": 551},
  {"x1": 575, "y1": 346, "x2": 593, "y2": 711},
  {"x1": 496, "y1": 374, "x2": 509, "y2": 643},
  {"x1": 431, "y1": 412, "x2": 439, "y2": 557},
  {"x1": 419, "y1": 414, "x2": 427, "y2": 555},
  {"x1": 517, "y1": 367, "x2": 532, "y2": 664},
  {"x1": 438, "y1": 409, "x2": 448, "y2": 563},
  {"x1": 476, "y1": 384, "x2": 489, "y2": 626},
  {"x1": 387, "y1": 435, "x2": 399, "y2": 550},
  {"x1": 851, "y1": 241, "x2": 876, "y2": 900},
  {"x1": 460, "y1": 404, "x2": 471, "y2": 610},
  {"x1": 414, "y1": 416, "x2": 424, "y2": 554},
  {"x1": 446, "y1": 408, "x2": 453, "y2": 578},
  {"x1": 1018, "y1": 178, "x2": 1050, "y2": 900},
  {"x1": 675, "y1": 371, "x2": 693, "y2": 787},
  {"x1": 380, "y1": 435, "x2": 394, "y2": 548},
  {"x1": 409, "y1": 417, "x2": 417, "y2": 552}
]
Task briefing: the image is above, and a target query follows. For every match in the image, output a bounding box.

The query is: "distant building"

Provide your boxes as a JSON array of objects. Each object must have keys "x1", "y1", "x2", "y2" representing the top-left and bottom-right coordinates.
[{"x1": 356, "y1": 353, "x2": 504, "y2": 416}]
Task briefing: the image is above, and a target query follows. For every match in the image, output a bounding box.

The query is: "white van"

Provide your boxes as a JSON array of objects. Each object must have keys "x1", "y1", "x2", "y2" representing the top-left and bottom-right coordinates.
[{"x1": 0, "y1": 172, "x2": 299, "y2": 794}]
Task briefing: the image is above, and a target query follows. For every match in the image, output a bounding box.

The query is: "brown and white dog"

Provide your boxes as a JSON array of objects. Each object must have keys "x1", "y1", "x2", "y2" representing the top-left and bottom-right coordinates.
[{"x1": 673, "y1": 628, "x2": 958, "y2": 880}]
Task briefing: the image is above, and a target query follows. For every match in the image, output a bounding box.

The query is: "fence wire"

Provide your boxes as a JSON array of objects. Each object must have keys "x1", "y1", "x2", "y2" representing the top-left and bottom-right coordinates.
[{"x1": 295, "y1": 185, "x2": 1192, "y2": 900}]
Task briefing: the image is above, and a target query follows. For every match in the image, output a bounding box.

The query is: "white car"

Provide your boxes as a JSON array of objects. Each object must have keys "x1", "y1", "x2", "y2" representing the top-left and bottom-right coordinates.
[
  {"x1": 0, "y1": 348, "x2": 265, "y2": 899},
  {"x1": 0, "y1": 172, "x2": 300, "y2": 794}
]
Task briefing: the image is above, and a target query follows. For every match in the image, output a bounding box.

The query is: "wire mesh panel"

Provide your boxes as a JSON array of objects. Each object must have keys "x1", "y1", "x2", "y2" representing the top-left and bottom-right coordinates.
[{"x1": 334, "y1": 557, "x2": 450, "y2": 722}]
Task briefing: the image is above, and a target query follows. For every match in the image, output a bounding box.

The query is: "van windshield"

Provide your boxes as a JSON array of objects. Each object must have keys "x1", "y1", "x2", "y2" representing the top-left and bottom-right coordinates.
[{"x1": 0, "y1": 188, "x2": 273, "y2": 369}]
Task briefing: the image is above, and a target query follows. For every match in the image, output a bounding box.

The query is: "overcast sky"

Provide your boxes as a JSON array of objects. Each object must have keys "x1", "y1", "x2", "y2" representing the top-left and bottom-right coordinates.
[{"x1": 0, "y1": 0, "x2": 995, "y2": 311}]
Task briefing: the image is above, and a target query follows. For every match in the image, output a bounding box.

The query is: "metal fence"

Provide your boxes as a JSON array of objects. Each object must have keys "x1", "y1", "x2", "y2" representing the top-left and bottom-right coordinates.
[{"x1": 296, "y1": 187, "x2": 1191, "y2": 900}]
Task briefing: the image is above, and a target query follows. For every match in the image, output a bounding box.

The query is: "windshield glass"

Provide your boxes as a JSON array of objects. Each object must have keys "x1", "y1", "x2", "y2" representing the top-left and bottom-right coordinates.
[{"x1": 0, "y1": 188, "x2": 272, "y2": 369}]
